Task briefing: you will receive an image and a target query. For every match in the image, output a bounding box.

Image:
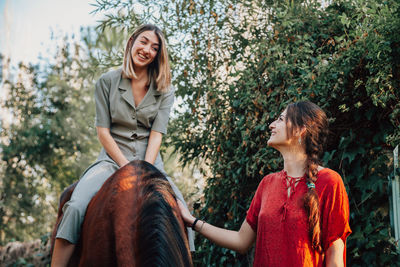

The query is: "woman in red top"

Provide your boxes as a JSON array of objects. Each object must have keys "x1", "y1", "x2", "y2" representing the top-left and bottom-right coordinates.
[{"x1": 179, "y1": 101, "x2": 351, "y2": 266}]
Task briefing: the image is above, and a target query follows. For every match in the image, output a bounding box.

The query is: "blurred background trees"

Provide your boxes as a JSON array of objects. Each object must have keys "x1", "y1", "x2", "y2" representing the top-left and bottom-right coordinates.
[
  {"x1": 0, "y1": 30, "x2": 103, "y2": 243},
  {"x1": 1, "y1": 0, "x2": 399, "y2": 266}
]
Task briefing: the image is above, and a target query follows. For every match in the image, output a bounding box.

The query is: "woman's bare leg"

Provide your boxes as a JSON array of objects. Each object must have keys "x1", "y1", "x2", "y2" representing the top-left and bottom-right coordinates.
[{"x1": 51, "y1": 238, "x2": 75, "y2": 267}]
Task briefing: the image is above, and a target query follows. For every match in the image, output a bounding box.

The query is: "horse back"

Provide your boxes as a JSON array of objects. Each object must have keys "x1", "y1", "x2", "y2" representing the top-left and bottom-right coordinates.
[{"x1": 52, "y1": 160, "x2": 192, "y2": 267}]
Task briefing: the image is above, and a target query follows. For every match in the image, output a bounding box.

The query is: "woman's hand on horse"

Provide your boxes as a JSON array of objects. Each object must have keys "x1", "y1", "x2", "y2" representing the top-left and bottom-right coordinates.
[{"x1": 177, "y1": 200, "x2": 195, "y2": 226}]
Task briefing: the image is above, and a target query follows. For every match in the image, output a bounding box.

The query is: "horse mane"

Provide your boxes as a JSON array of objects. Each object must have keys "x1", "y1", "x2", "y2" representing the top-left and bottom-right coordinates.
[{"x1": 134, "y1": 168, "x2": 192, "y2": 267}]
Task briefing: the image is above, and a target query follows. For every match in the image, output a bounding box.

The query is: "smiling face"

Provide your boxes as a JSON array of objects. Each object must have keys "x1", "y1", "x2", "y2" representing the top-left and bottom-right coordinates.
[
  {"x1": 130, "y1": 30, "x2": 160, "y2": 70},
  {"x1": 267, "y1": 109, "x2": 291, "y2": 149}
]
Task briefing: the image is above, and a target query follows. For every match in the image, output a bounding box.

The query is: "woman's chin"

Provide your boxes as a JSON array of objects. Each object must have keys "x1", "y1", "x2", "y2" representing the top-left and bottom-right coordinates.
[
  {"x1": 267, "y1": 140, "x2": 281, "y2": 150},
  {"x1": 133, "y1": 61, "x2": 148, "y2": 68}
]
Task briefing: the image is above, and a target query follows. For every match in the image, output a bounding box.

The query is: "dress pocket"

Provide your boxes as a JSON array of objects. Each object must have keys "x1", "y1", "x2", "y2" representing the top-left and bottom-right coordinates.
[
  {"x1": 137, "y1": 105, "x2": 158, "y2": 127},
  {"x1": 111, "y1": 90, "x2": 135, "y2": 125}
]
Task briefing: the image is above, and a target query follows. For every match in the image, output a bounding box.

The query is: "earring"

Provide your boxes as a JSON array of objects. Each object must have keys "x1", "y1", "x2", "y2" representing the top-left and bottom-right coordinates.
[{"x1": 298, "y1": 137, "x2": 302, "y2": 145}]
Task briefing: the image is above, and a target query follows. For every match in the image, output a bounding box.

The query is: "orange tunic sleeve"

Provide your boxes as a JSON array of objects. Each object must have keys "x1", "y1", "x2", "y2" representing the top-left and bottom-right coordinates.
[
  {"x1": 319, "y1": 169, "x2": 352, "y2": 263},
  {"x1": 246, "y1": 176, "x2": 268, "y2": 232}
]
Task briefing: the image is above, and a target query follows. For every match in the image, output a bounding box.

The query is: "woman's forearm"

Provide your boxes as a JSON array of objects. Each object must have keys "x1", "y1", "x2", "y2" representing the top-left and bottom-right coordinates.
[
  {"x1": 144, "y1": 130, "x2": 162, "y2": 164},
  {"x1": 194, "y1": 219, "x2": 256, "y2": 254},
  {"x1": 96, "y1": 127, "x2": 129, "y2": 167},
  {"x1": 177, "y1": 201, "x2": 255, "y2": 254}
]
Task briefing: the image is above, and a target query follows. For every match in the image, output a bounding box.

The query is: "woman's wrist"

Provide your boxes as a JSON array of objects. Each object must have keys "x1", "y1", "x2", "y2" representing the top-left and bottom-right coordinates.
[
  {"x1": 191, "y1": 217, "x2": 205, "y2": 233},
  {"x1": 187, "y1": 216, "x2": 196, "y2": 226},
  {"x1": 192, "y1": 218, "x2": 200, "y2": 230},
  {"x1": 118, "y1": 159, "x2": 130, "y2": 167}
]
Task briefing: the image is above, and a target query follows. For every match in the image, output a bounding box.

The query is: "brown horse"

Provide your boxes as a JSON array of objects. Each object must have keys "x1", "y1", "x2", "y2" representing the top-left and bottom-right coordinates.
[{"x1": 51, "y1": 160, "x2": 193, "y2": 267}]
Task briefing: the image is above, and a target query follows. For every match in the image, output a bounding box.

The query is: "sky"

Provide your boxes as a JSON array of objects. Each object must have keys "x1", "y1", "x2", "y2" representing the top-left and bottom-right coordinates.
[{"x1": 0, "y1": 0, "x2": 102, "y2": 66}]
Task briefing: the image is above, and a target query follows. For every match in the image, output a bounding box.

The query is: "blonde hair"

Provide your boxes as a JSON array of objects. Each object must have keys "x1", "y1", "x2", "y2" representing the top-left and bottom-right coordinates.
[{"x1": 122, "y1": 24, "x2": 171, "y2": 93}]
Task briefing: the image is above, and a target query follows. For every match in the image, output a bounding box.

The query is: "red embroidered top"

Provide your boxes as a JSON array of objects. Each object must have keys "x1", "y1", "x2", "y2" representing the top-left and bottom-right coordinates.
[{"x1": 246, "y1": 168, "x2": 351, "y2": 267}]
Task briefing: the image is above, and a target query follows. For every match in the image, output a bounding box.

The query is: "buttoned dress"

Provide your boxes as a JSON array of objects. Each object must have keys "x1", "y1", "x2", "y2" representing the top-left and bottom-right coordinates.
[{"x1": 56, "y1": 68, "x2": 194, "y2": 250}]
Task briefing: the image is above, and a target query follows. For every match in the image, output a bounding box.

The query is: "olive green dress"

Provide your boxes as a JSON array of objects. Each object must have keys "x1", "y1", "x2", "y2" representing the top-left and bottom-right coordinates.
[{"x1": 56, "y1": 69, "x2": 194, "y2": 250}]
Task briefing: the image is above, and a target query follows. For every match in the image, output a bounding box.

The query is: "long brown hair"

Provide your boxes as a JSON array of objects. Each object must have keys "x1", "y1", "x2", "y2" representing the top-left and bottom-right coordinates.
[
  {"x1": 285, "y1": 101, "x2": 329, "y2": 252},
  {"x1": 122, "y1": 24, "x2": 171, "y2": 93}
]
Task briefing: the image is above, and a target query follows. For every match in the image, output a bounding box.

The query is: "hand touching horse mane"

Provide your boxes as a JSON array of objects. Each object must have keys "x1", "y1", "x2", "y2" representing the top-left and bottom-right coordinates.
[{"x1": 51, "y1": 160, "x2": 193, "y2": 267}]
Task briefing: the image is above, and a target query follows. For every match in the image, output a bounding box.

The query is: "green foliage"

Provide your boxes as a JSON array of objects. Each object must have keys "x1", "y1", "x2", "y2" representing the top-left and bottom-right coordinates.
[{"x1": 1, "y1": 0, "x2": 399, "y2": 266}]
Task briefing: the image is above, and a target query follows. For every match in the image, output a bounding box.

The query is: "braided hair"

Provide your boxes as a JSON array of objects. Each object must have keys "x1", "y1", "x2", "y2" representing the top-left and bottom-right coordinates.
[{"x1": 285, "y1": 101, "x2": 329, "y2": 252}]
